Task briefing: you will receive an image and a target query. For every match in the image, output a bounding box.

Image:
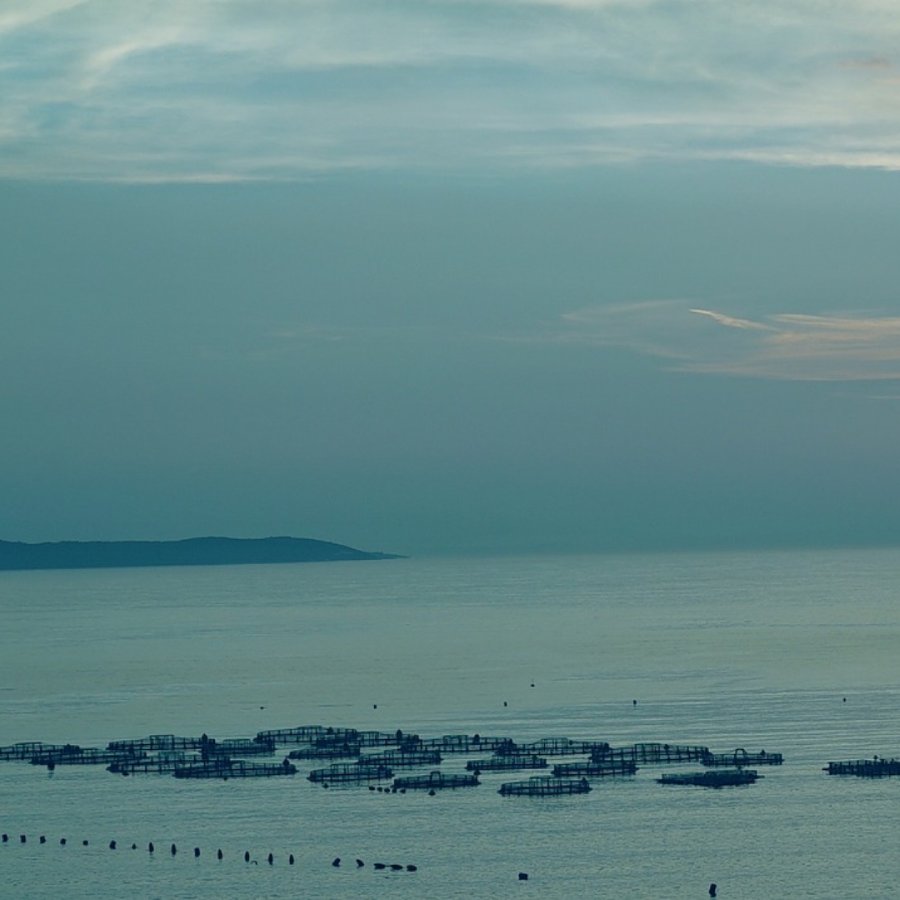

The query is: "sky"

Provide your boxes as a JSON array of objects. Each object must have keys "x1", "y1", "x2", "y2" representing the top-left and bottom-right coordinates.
[{"x1": 3, "y1": 1, "x2": 900, "y2": 556}]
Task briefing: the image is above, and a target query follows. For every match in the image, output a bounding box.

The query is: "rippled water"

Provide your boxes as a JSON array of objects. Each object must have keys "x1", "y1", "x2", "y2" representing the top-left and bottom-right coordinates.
[{"x1": 2, "y1": 548, "x2": 900, "y2": 898}]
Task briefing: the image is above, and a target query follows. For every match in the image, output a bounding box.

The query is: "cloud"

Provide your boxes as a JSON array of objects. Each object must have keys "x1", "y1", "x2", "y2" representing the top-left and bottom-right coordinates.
[
  {"x1": 3, "y1": 0, "x2": 900, "y2": 180},
  {"x1": 550, "y1": 302, "x2": 900, "y2": 381}
]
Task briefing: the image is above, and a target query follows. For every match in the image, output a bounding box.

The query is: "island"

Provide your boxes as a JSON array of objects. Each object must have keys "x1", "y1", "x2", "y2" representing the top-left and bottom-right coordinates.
[{"x1": 0, "y1": 536, "x2": 403, "y2": 571}]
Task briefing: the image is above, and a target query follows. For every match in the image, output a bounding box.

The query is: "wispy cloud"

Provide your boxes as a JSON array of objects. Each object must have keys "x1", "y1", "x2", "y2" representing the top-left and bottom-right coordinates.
[
  {"x1": 547, "y1": 302, "x2": 900, "y2": 381},
  {"x1": 3, "y1": 1, "x2": 900, "y2": 180}
]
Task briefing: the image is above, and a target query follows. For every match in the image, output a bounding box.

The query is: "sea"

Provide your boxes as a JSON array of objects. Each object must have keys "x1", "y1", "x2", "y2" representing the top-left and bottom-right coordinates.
[{"x1": 1, "y1": 547, "x2": 899, "y2": 899}]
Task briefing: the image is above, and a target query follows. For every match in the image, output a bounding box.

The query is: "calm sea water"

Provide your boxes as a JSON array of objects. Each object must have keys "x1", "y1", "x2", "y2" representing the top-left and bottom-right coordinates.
[{"x1": 2, "y1": 548, "x2": 900, "y2": 899}]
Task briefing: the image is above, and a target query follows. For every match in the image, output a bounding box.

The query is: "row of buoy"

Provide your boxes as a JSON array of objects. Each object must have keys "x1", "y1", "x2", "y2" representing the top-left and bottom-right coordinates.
[
  {"x1": 2, "y1": 834, "x2": 423, "y2": 872},
  {"x1": 331, "y1": 857, "x2": 417, "y2": 872}
]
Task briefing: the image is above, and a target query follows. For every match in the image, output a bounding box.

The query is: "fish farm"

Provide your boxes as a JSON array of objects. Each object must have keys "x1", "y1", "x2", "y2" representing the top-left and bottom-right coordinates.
[
  {"x1": 2, "y1": 722, "x2": 887, "y2": 802},
  {"x1": 392, "y1": 771, "x2": 480, "y2": 790},
  {"x1": 499, "y1": 777, "x2": 592, "y2": 797},
  {"x1": 657, "y1": 769, "x2": 761, "y2": 788},
  {"x1": 824, "y1": 758, "x2": 900, "y2": 777}
]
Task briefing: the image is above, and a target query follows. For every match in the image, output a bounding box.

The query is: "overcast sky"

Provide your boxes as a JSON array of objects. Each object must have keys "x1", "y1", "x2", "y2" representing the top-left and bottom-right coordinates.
[{"x1": 3, "y1": 1, "x2": 900, "y2": 556}]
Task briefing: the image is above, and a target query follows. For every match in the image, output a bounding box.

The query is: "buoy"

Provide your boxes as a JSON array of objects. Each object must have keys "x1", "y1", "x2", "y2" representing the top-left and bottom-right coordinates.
[
  {"x1": 82, "y1": 840, "x2": 89, "y2": 846},
  {"x1": 518, "y1": 872, "x2": 529, "y2": 881},
  {"x1": 530, "y1": 683, "x2": 535, "y2": 688},
  {"x1": 20, "y1": 835, "x2": 26, "y2": 843},
  {"x1": 503, "y1": 701, "x2": 508, "y2": 707},
  {"x1": 131, "y1": 843, "x2": 137, "y2": 850},
  {"x1": 633, "y1": 699, "x2": 637, "y2": 706},
  {"x1": 109, "y1": 840, "x2": 117, "y2": 850},
  {"x1": 406, "y1": 864, "x2": 417, "y2": 872},
  {"x1": 709, "y1": 884, "x2": 717, "y2": 898},
  {"x1": 194, "y1": 847, "x2": 200, "y2": 858},
  {"x1": 1, "y1": 834, "x2": 7, "y2": 842},
  {"x1": 40, "y1": 836, "x2": 46, "y2": 844},
  {"x1": 332, "y1": 857, "x2": 341, "y2": 867},
  {"x1": 60, "y1": 838, "x2": 67, "y2": 846},
  {"x1": 373, "y1": 704, "x2": 378, "y2": 709}
]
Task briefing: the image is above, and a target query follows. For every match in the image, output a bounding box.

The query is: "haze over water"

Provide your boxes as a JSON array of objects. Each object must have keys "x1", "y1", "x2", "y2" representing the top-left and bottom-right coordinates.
[{"x1": 3, "y1": 548, "x2": 900, "y2": 898}]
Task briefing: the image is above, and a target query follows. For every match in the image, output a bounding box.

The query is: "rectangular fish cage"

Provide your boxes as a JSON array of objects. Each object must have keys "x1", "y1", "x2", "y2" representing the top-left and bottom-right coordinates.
[
  {"x1": 516, "y1": 738, "x2": 609, "y2": 757},
  {"x1": 288, "y1": 744, "x2": 361, "y2": 761},
  {"x1": 702, "y1": 749, "x2": 783, "y2": 767},
  {"x1": 31, "y1": 747, "x2": 148, "y2": 767},
  {"x1": 314, "y1": 729, "x2": 362, "y2": 748},
  {"x1": 173, "y1": 759, "x2": 297, "y2": 779},
  {"x1": 307, "y1": 763, "x2": 393, "y2": 783},
  {"x1": 392, "y1": 771, "x2": 480, "y2": 790},
  {"x1": 361, "y1": 750, "x2": 442, "y2": 767},
  {"x1": 108, "y1": 735, "x2": 205, "y2": 753},
  {"x1": 466, "y1": 755, "x2": 548, "y2": 772},
  {"x1": 824, "y1": 758, "x2": 900, "y2": 777},
  {"x1": 203, "y1": 738, "x2": 276, "y2": 757},
  {"x1": 255, "y1": 726, "x2": 326, "y2": 744},
  {"x1": 595, "y1": 743, "x2": 710, "y2": 764},
  {"x1": 421, "y1": 735, "x2": 514, "y2": 753},
  {"x1": 108, "y1": 753, "x2": 200, "y2": 775},
  {"x1": 0, "y1": 742, "x2": 70, "y2": 761},
  {"x1": 551, "y1": 759, "x2": 637, "y2": 777},
  {"x1": 657, "y1": 769, "x2": 760, "y2": 787},
  {"x1": 356, "y1": 730, "x2": 419, "y2": 748},
  {"x1": 498, "y1": 777, "x2": 592, "y2": 797}
]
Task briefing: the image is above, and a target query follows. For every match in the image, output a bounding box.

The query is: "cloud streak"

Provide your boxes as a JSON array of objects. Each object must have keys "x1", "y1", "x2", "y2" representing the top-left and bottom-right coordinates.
[
  {"x1": 3, "y1": 0, "x2": 900, "y2": 180},
  {"x1": 551, "y1": 302, "x2": 900, "y2": 381}
]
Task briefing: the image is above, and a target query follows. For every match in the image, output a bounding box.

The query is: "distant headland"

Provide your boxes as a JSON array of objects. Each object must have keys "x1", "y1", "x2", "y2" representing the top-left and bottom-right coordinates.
[{"x1": 0, "y1": 536, "x2": 404, "y2": 572}]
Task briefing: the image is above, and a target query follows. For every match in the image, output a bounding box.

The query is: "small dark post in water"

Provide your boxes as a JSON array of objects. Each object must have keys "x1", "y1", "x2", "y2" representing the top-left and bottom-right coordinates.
[
  {"x1": 503, "y1": 701, "x2": 508, "y2": 707},
  {"x1": 633, "y1": 699, "x2": 637, "y2": 706},
  {"x1": 709, "y1": 883, "x2": 717, "y2": 897},
  {"x1": 82, "y1": 840, "x2": 89, "y2": 846},
  {"x1": 244, "y1": 851, "x2": 250, "y2": 863},
  {"x1": 518, "y1": 872, "x2": 529, "y2": 881},
  {"x1": 171, "y1": 843, "x2": 177, "y2": 856},
  {"x1": 374, "y1": 863, "x2": 386, "y2": 870},
  {"x1": 109, "y1": 840, "x2": 116, "y2": 850},
  {"x1": 1, "y1": 834, "x2": 7, "y2": 842},
  {"x1": 39, "y1": 836, "x2": 46, "y2": 844},
  {"x1": 332, "y1": 857, "x2": 341, "y2": 867},
  {"x1": 194, "y1": 847, "x2": 200, "y2": 858},
  {"x1": 131, "y1": 844, "x2": 137, "y2": 850},
  {"x1": 289, "y1": 854, "x2": 295, "y2": 865},
  {"x1": 148, "y1": 842, "x2": 154, "y2": 853},
  {"x1": 20, "y1": 835, "x2": 26, "y2": 843},
  {"x1": 268, "y1": 852, "x2": 274, "y2": 865},
  {"x1": 60, "y1": 838, "x2": 67, "y2": 846},
  {"x1": 356, "y1": 859, "x2": 364, "y2": 868},
  {"x1": 217, "y1": 849, "x2": 223, "y2": 860},
  {"x1": 406, "y1": 864, "x2": 417, "y2": 872}
]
